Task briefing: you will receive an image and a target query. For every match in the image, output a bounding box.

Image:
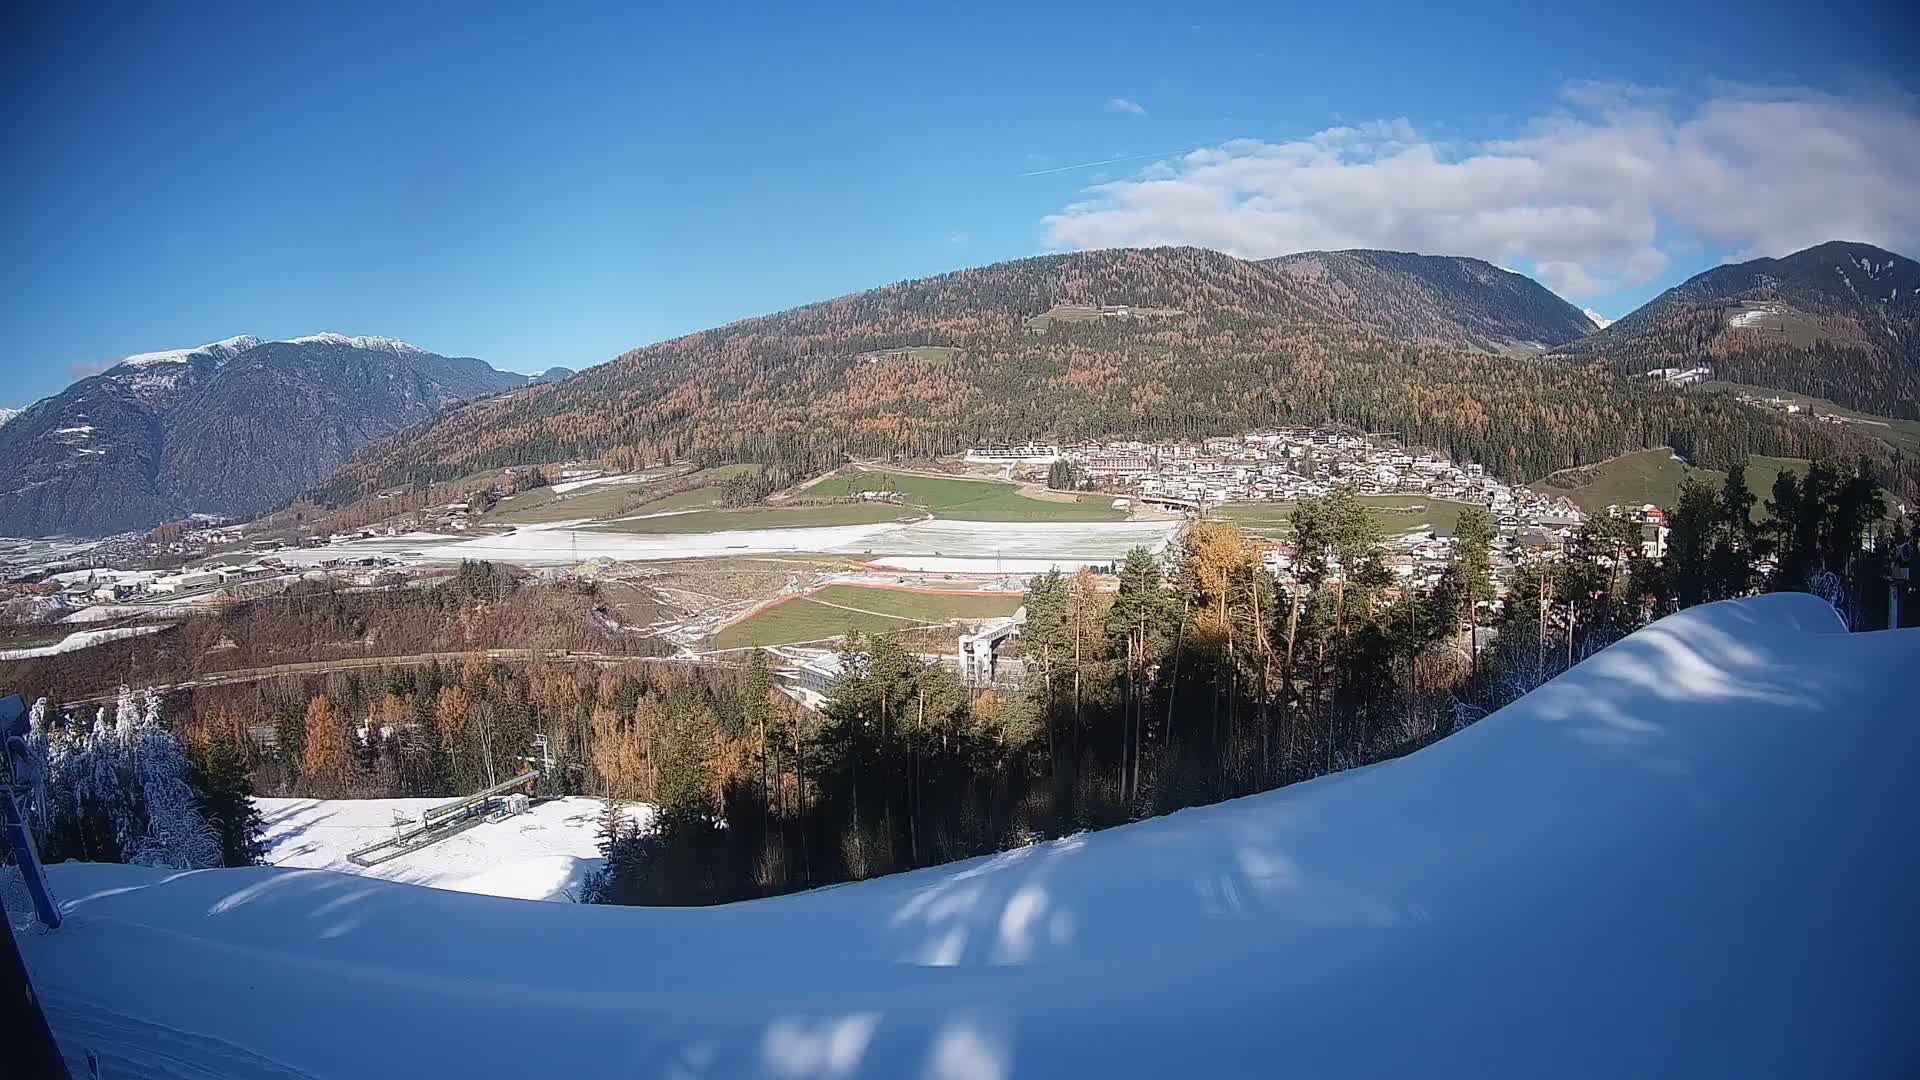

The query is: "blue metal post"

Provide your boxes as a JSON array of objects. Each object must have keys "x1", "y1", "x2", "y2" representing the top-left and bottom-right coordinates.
[{"x1": 2, "y1": 788, "x2": 60, "y2": 930}]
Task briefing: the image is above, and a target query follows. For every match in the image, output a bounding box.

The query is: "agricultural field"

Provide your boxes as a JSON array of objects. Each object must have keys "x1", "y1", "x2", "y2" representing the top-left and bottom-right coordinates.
[
  {"x1": 710, "y1": 585, "x2": 1021, "y2": 650},
  {"x1": 807, "y1": 585, "x2": 1022, "y2": 621},
  {"x1": 496, "y1": 465, "x2": 782, "y2": 526},
  {"x1": 1531, "y1": 449, "x2": 1809, "y2": 518},
  {"x1": 591, "y1": 502, "x2": 914, "y2": 535},
  {"x1": 799, "y1": 470, "x2": 1125, "y2": 522},
  {"x1": 1217, "y1": 495, "x2": 1477, "y2": 537},
  {"x1": 489, "y1": 482, "x2": 652, "y2": 524}
]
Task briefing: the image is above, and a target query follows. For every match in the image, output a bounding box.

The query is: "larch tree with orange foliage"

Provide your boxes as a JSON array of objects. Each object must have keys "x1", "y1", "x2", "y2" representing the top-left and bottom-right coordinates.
[{"x1": 300, "y1": 695, "x2": 352, "y2": 792}]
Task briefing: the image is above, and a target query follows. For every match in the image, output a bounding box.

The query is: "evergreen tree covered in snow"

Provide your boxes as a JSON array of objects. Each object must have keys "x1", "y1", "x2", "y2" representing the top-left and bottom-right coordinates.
[
  {"x1": 125, "y1": 697, "x2": 224, "y2": 870},
  {"x1": 28, "y1": 688, "x2": 223, "y2": 870}
]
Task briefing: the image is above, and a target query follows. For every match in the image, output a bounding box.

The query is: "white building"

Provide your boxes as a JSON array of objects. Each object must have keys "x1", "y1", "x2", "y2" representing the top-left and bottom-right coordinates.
[{"x1": 965, "y1": 443, "x2": 1062, "y2": 465}]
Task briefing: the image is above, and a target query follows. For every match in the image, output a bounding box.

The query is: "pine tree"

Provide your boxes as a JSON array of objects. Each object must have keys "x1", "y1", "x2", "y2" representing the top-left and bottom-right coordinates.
[
  {"x1": 594, "y1": 795, "x2": 626, "y2": 859},
  {"x1": 1665, "y1": 478, "x2": 1720, "y2": 609},
  {"x1": 1106, "y1": 547, "x2": 1174, "y2": 802},
  {"x1": 1450, "y1": 505, "x2": 1497, "y2": 671},
  {"x1": 1706, "y1": 463, "x2": 1759, "y2": 600},
  {"x1": 189, "y1": 727, "x2": 267, "y2": 867},
  {"x1": 743, "y1": 649, "x2": 778, "y2": 812},
  {"x1": 655, "y1": 694, "x2": 718, "y2": 821}
]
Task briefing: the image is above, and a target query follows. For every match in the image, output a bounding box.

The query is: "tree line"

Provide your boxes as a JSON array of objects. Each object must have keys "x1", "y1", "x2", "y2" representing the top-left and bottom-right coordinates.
[{"x1": 591, "y1": 457, "x2": 1909, "y2": 905}]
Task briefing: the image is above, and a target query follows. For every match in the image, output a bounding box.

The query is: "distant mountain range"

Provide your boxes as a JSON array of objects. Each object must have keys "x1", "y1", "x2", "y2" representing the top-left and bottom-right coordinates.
[
  {"x1": 0, "y1": 334, "x2": 535, "y2": 537},
  {"x1": 0, "y1": 407, "x2": 22, "y2": 427},
  {"x1": 1553, "y1": 241, "x2": 1919, "y2": 418},
  {"x1": 20, "y1": 241, "x2": 1910, "y2": 538}
]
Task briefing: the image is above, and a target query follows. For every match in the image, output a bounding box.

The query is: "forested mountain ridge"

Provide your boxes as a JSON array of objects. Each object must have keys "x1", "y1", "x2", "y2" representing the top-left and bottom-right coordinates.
[
  {"x1": 316, "y1": 245, "x2": 1909, "y2": 506},
  {"x1": 1554, "y1": 241, "x2": 1920, "y2": 418},
  {"x1": 0, "y1": 335, "x2": 531, "y2": 537},
  {"x1": 1262, "y1": 249, "x2": 1598, "y2": 354},
  {"x1": 314, "y1": 244, "x2": 1904, "y2": 503}
]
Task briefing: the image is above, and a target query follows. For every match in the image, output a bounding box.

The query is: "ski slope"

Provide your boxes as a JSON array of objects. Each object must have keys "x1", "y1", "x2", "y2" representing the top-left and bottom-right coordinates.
[
  {"x1": 256, "y1": 796, "x2": 652, "y2": 902},
  {"x1": 20, "y1": 595, "x2": 1920, "y2": 1078}
]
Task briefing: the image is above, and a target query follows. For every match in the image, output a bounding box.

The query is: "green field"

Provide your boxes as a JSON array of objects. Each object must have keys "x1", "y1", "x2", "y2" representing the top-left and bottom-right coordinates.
[
  {"x1": 799, "y1": 470, "x2": 1124, "y2": 522},
  {"x1": 591, "y1": 502, "x2": 914, "y2": 534},
  {"x1": 711, "y1": 600, "x2": 906, "y2": 649},
  {"x1": 1217, "y1": 494, "x2": 1477, "y2": 537},
  {"x1": 488, "y1": 482, "x2": 655, "y2": 524},
  {"x1": 1531, "y1": 449, "x2": 1809, "y2": 518},
  {"x1": 628, "y1": 485, "x2": 729, "y2": 514},
  {"x1": 809, "y1": 585, "x2": 1021, "y2": 621},
  {"x1": 711, "y1": 586, "x2": 1021, "y2": 649},
  {"x1": 496, "y1": 465, "x2": 775, "y2": 525}
]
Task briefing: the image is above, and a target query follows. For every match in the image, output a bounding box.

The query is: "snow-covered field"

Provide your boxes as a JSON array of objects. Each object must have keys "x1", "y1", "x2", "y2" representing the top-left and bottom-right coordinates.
[
  {"x1": 21, "y1": 594, "x2": 1919, "y2": 1078},
  {"x1": 0, "y1": 624, "x2": 167, "y2": 660},
  {"x1": 256, "y1": 796, "x2": 651, "y2": 903},
  {"x1": 1728, "y1": 303, "x2": 1781, "y2": 328},
  {"x1": 275, "y1": 516, "x2": 1181, "y2": 570}
]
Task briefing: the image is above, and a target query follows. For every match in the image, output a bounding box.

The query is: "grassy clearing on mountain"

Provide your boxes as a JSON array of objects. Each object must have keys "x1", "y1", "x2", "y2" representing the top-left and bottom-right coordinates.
[
  {"x1": 799, "y1": 470, "x2": 1124, "y2": 521},
  {"x1": 1531, "y1": 448, "x2": 1808, "y2": 518}
]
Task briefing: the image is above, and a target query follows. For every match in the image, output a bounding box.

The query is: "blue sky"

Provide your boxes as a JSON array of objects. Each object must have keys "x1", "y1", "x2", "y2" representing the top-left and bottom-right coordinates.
[{"x1": 4, "y1": 1, "x2": 1917, "y2": 405}]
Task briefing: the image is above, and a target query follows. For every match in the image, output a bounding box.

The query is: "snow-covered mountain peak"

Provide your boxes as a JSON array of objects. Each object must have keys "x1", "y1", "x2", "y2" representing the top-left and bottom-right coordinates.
[
  {"x1": 281, "y1": 332, "x2": 431, "y2": 357},
  {"x1": 1583, "y1": 307, "x2": 1613, "y2": 329},
  {"x1": 0, "y1": 406, "x2": 21, "y2": 427},
  {"x1": 117, "y1": 335, "x2": 262, "y2": 369}
]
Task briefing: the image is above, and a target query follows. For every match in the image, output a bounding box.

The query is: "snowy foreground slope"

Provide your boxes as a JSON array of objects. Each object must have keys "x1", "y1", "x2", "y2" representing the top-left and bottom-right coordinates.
[
  {"x1": 21, "y1": 595, "x2": 1920, "y2": 1078},
  {"x1": 255, "y1": 796, "x2": 651, "y2": 902}
]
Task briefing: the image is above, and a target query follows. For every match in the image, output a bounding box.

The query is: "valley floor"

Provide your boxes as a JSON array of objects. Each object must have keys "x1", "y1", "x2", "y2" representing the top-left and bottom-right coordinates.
[
  {"x1": 271, "y1": 516, "x2": 1183, "y2": 572},
  {"x1": 18, "y1": 595, "x2": 1920, "y2": 1078}
]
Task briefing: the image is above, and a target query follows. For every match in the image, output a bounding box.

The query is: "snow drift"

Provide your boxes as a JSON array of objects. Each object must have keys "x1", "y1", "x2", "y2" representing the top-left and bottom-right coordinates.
[
  {"x1": 19, "y1": 594, "x2": 1920, "y2": 1078},
  {"x1": 255, "y1": 796, "x2": 650, "y2": 902}
]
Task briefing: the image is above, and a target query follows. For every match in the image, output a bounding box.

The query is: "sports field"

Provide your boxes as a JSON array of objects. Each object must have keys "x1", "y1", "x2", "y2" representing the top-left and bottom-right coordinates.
[{"x1": 710, "y1": 585, "x2": 1022, "y2": 649}]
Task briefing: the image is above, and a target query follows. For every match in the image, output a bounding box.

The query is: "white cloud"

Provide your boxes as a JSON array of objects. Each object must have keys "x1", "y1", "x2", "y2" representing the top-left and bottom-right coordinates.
[
  {"x1": 1108, "y1": 97, "x2": 1147, "y2": 117},
  {"x1": 1043, "y1": 82, "x2": 1920, "y2": 299}
]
